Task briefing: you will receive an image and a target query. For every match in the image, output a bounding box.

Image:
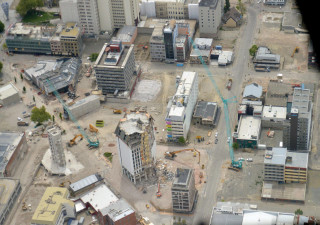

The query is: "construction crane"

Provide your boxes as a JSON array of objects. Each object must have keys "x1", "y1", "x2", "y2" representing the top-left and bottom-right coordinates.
[
  {"x1": 46, "y1": 79, "x2": 99, "y2": 148},
  {"x1": 291, "y1": 47, "x2": 299, "y2": 57},
  {"x1": 68, "y1": 134, "x2": 83, "y2": 147},
  {"x1": 188, "y1": 35, "x2": 242, "y2": 169},
  {"x1": 89, "y1": 124, "x2": 99, "y2": 133},
  {"x1": 164, "y1": 148, "x2": 200, "y2": 164}
]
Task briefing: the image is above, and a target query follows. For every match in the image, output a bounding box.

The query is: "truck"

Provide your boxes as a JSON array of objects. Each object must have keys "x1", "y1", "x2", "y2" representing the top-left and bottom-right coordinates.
[
  {"x1": 226, "y1": 79, "x2": 232, "y2": 90},
  {"x1": 17, "y1": 121, "x2": 29, "y2": 126}
]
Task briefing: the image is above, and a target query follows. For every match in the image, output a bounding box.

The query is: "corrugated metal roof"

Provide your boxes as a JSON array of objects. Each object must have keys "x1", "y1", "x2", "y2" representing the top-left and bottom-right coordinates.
[
  {"x1": 243, "y1": 83, "x2": 263, "y2": 98},
  {"x1": 69, "y1": 174, "x2": 102, "y2": 192}
]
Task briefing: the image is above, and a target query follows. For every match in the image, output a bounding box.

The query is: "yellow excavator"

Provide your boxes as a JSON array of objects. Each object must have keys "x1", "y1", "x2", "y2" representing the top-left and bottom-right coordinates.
[
  {"x1": 164, "y1": 148, "x2": 200, "y2": 164},
  {"x1": 68, "y1": 134, "x2": 83, "y2": 147},
  {"x1": 59, "y1": 180, "x2": 71, "y2": 187},
  {"x1": 89, "y1": 124, "x2": 99, "y2": 133}
]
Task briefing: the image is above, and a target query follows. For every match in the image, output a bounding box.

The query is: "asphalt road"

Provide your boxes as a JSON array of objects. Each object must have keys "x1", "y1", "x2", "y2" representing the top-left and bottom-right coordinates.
[{"x1": 192, "y1": 4, "x2": 259, "y2": 225}]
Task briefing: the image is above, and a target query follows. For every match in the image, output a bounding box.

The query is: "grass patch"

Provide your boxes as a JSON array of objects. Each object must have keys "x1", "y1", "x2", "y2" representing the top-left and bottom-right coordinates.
[
  {"x1": 103, "y1": 152, "x2": 113, "y2": 162},
  {"x1": 22, "y1": 10, "x2": 59, "y2": 25}
]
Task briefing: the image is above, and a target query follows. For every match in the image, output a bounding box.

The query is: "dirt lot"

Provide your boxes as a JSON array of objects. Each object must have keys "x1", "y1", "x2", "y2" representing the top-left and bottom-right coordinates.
[
  {"x1": 255, "y1": 12, "x2": 309, "y2": 72},
  {"x1": 134, "y1": 34, "x2": 151, "y2": 62}
]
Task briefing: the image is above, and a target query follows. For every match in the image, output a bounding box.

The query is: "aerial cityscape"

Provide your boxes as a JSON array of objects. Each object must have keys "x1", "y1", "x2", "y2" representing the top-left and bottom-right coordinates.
[{"x1": 0, "y1": 0, "x2": 319, "y2": 224}]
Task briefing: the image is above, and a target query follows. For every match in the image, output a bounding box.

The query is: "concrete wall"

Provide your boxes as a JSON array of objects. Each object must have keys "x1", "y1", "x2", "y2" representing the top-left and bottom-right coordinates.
[
  {"x1": 117, "y1": 138, "x2": 134, "y2": 175},
  {"x1": 98, "y1": 0, "x2": 114, "y2": 32},
  {"x1": 69, "y1": 95, "x2": 100, "y2": 119},
  {"x1": 60, "y1": 0, "x2": 79, "y2": 24}
]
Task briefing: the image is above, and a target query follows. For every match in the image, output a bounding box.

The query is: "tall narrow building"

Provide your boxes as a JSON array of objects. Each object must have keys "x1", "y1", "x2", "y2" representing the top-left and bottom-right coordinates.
[
  {"x1": 115, "y1": 111, "x2": 156, "y2": 184},
  {"x1": 77, "y1": 0, "x2": 100, "y2": 36},
  {"x1": 199, "y1": 0, "x2": 223, "y2": 37},
  {"x1": 47, "y1": 126, "x2": 66, "y2": 167}
]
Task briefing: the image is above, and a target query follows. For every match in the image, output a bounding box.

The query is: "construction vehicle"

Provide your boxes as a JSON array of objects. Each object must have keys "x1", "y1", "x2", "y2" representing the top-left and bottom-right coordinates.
[
  {"x1": 113, "y1": 109, "x2": 122, "y2": 114},
  {"x1": 59, "y1": 181, "x2": 71, "y2": 187},
  {"x1": 89, "y1": 124, "x2": 99, "y2": 133},
  {"x1": 139, "y1": 217, "x2": 154, "y2": 225},
  {"x1": 164, "y1": 148, "x2": 201, "y2": 164},
  {"x1": 22, "y1": 201, "x2": 27, "y2": 211},
  {"x1": 46, "y1": 79, "x2": 99, "y2": 149},
  {"x1": 188, "y1": 36, "x2": 242, "y2": 170},
  {"x1": 68, "y1": 134, "x2": 84, "y2": 147},
  {"x1": 17, "y1": 121, "x2": 29, "y2": 126},
  {"x1": 291, "y1": 47, "x2": 299, "y2": 57},
  {"x1": 156, "y1": 181, "x2": 161, "y2": 198},
  {"x1": 226, "y1": 78, "x2": 232, "y2": 90}
]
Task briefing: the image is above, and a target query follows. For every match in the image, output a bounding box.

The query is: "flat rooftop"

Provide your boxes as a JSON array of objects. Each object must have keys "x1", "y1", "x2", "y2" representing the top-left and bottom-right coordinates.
[
  {"x1": 264, "y1": 148, "x2": 286, "y2": 165},
  {"x1": 6, "y1": 23, "x2": 55, "y2": 40},
  {"x1": 95, "y1": 43, "x2": 133, "y2": 68},
  {"x1": 172, "y1": 168, "x2": 192, "y2": 187},
  {"x1": 0, "y1": 83, "x2": 19, "y2": 100},
  {"x1": 237, "y1": 116, "x2": 261, "y2": 140},
  {"x1": 100, "y1": 199, "x2": 134, "y2": 221},
  {"x1": 261, "y1": 181, "x2": 306, "y2": 202},
  {"x1": 117, "y1": 25, "x2": 137, "y2": 43},
  {"x1": 193, "y1": 101, "x2": 217, "y2": 120},
  {"x1": 282, "y1": 12, "x2": 302, "y2": 28},
  {"x1": 259, "y1": 128, "x2": 283, "y2": 148},
  {"x1": 265, "y1": 81, "x2": 292, "y2": 107},
  {"x1": 194, "y1": 38, "x2": 213, "y2": 47},
  {"x1": 0, "y1": 133, "x2": 24, "y2": 174},
  {"x1": 80, "y1": 184, "x2": 119, "y2": 212},
  {"x1": 292, "y1": 88, "x2": 311, "y2": 114},
  {"x1": 32, "y1": 187, "x2": 74, "y2": 223},
  {"x1": 0, "y1": 178, "x2": 20, "y2": 214},
  {"x1": 264, "y1": 148, "x2": 308, "y2": 169},
  {"x1": 25, "y1": 60, "x2": 60, "y2": 79},
  {"x1": 60, "y1": 22, "x2": 80, "y2": 38},
  {"x1": 286, "y1": 151, "x2": 308, "y2": 169},
  {"x1": 262, "y1": 106, "x2": 287, "y2": 119},
  {"x1": 118, "y1": 112, "x2": 152, "y2": 136}
]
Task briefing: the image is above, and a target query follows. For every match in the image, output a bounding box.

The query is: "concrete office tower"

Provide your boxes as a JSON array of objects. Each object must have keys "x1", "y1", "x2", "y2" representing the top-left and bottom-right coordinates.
[
  {"x1": 171, "y1": 168, "x2": 197, "y2": 213},
  {"x1": 77, "y1": 0, "x2": 100, "y2": 36},
  {"x1": 97, "y1": 0, "x2": 114, "y2": 32},
  {"x1": 59, "y1": 0, "x2": 79, "y2": 23},
  {"x1": 166, "y1": 71, "x2": 198, "y2": 142},
  {"x1": 47, "y1": 126, "x2": 66, "y2": 167},
  {"x1": 199, "y1": 0, "x2": 222, "y2": 37},
  {"x1": 114, "y1": 111, "x2": 156, "y2": 184},
  {"x1": 111, "y1": 0, "x2": 140, "y2": 28},
  {"x1": 284, "y1": 88, "x2": 312, "y2": 151},
  {"x1": 164, "y1": 20, "x2": 178, "y2": 60},
  {"x1": 94, "y1": 40, "x2": 136, "y2": 95}
]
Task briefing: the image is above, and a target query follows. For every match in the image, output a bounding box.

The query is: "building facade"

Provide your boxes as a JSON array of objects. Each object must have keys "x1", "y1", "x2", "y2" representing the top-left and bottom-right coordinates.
[
  {"x1": 0, "y1": 83, "x2": 20, "y2": 106},
  {"x1": 150, "y1": 26, "x2": 166, "y2": 62},
  {"x1": 199, "y1": 0, "x2": 223, "y2": 37},
  {"x1": 115, "y1": 111, "x2": 156, "y2": 184},
  {"x1": 59, "y1": 0, "x2": 79, "y2": 23},
  {"x1": 264, "y1": 0, "x2": 286, "y2": 5},
  {"x1": 234, "y1": 115, "x2": 261, "y2": 149},
  {"x1": 190, "y1": 38, "x2": 213, "y2": 64},
  {"x1": 47, "y1": 126, "x2": 66, "y2": 168},
  {"x1": 59, "y1": 23, "x2": 82, "y2": 56},
  {"x1": 166, "y1": 72, "x2": 198, "y2": 141},
  {"x1": 94, "y1": 41, "x2": 136, "y2": 95},
  {"x1": 111, "y1": 0, "x2": 139, "y2": 28},
  {"x1": 172, "y1": 168, "x2": 197, "y2": 213},
  {"x1": 77, "y1": 0, "x2": 100, "y2": 36},
  {"x1": 164, "y1": 20, "x2": 178, "y2": 60}
]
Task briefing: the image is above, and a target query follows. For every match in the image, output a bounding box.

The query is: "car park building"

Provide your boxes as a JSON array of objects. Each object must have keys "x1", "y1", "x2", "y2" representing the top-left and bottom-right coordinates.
[
  {"x1": 172, "y1": 168, "x2": 197, "y2": 213},
  {"x1": 234, "y1": 115, "x2": 261, "y2": 149},
  {"x1": 0, "y1": 132, "x2": 28, "y2": 177},
  {"x1": 0, "y1": 83, "x2": 20, "y2": 106},
  {"x1": 0, "y1": 178, "x2": 21, "y2": 225},
  {"x1": 166, "y1": 71, "x2": 198, "y2": 141},
  {"x1": 115, "y1": 111, "x2": 156, "y2": 184},
  {"x1": 31, "y1": 187, "x2": 76, "y2": 225},
  {"x1": 94, "y1": 41, "x2": 136, "y2": 95}
]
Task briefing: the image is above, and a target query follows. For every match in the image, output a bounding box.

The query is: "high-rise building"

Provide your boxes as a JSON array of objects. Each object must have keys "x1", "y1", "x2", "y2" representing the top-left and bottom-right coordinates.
[
  {"x1": 59, "y1": 0, "x2": 79, "y2": 24},
  {"x1": 47, "y1": 126, "x2": 66, "y2": 167},
  {"x1": 114, "y1": 111, "x2": 156, "y2": 184},
  {"x1": 171, "y1": 168, "x2": 197, "y2": 213},
  {"x1": 111, "y1": 0, "x2": 140, "y2": 28},
  {"x1": 93, "y1": 40, "x2": 136, "y2": 95},
  {"x1": 166, "y1": 71, "x2": 198, "y2": 141},
  {"x1": 284, "y1": 88, "x2": 312, "y2": 151},
  {"x1": 164, "y1": 20, "x2": 178, "y2": 60},
  {"x1": 199, "y1": 0, "x2": 223, "y2": 37},
  {"x1": 77, "y1": 0, "x2": 100, "y2": 36}
]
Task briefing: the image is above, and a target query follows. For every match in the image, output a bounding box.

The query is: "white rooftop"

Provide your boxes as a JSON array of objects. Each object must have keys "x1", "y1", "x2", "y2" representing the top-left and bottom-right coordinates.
[
  {"x1": 237, "y1": 116, "x2": 261, "y2": 140},
  {"x1": 119, "y1": 112, "x2": 151, "y2": 135},
  {"x1": 242, "y1": 211, "x2": 277, "y2": 225},
  {"x1": 262, "y1": 106, "x2": 287, "y2": 119},
  {"x1": 0, "y1": 83, "x2": 19, "y2": 100},
  {"x1": 25, "y1": 60, "x2": 59, "y2": 79},
  {"x1": 80, "y1": 184, "x2": 119, "y2": 212}
]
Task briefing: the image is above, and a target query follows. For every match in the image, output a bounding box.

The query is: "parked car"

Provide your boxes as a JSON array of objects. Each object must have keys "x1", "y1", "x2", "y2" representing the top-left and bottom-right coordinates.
[
  {"x1": 227, "y1": 137, "x2": 231, "y2": 143},
  {"x1": 215, "y1": 139, "x2": 218, "y2": 144},
  {"x1": 215, "y1": 132, "x2": 218, "y2": 138},
  {"x1": 238, "y1": 157, "x2": 245, "y2": 161},
  {"x1": 37, "y1": 92, "x2": 42, "y2": 95},
  {"x1": 247, "y1": 158, "x2": 253, "y2": 162},
  {"x1": 17, "y1": 117, "x2": 23, "y2": 121}
]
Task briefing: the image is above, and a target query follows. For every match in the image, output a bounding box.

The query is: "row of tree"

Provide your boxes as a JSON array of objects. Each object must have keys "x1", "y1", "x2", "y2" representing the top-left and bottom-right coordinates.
[{"x1": 16, "y1": 0, "x2": 43, "y2": 17}]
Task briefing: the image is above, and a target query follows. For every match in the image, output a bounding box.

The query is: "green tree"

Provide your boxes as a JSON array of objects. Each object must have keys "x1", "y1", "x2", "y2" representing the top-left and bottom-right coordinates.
[
  {"x1": 22, "y1": 86, "x2": 26, "y2": 93},
  {"x1": 0, "y1": 21, "x2": 4, "y2": 33},
  {"x1": 90, "y1": 53, "x2": 99, "y2": 62},
  {"x1": 249, "y1": 44, "x2": 258, "y2": 57},
  {"x1": 31, "y1": 106, "x2": 51, "y2": 125},
  {"x1": 52, "y1": 115, "x2": 55, "y2": 123},
  {"x1": 178, "y1": 136, "x2": 186, "y2": 144},
  {"x1": 232, "y1": 142, "x2": 239, "y2": 150},
  {"x1": 182, "y1": 219, "x2": 187, "y2": 225},
  {"x1": 20, "y1": 73, "x2": 23, "y2": 80},
  {"x1": 224, "y1": 0, "x2": 230, "y2": 13},
  {"x1": 59, "y1": 112, "x2": 62, "y2": 120},
  {"x1": 295, "y1": 208, "x2": 303, "y2": 215},
  {"x1": 2, "y1": 43, "x2": 7, "y2": 49},
  {"x1": 236, "y1": 0, "x2": 246, "y2": 15},
  {"x1": 16, "y1": 0, "x2": 44, "y2": 17},
  {"x1": 0, "y1": 62, "x2": 2, "y2": 73}
]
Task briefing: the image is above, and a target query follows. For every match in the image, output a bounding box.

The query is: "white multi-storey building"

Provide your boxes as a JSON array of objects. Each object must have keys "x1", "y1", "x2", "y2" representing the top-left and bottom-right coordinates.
[
  {"x1": 59, "y1": 0, "x2": 79, "y2": 24},
  {"x1": 199, "y1": 0, "x2": 223, "y2": 37},
  {"x1": 77, "y1": 0, "x2": 100, "y2": 36},
  {"x1": 115, "y1": 111, "x2": 156, "y2": 184},
  {"x1": 111, "y1": 0, "x2": 140, "y2": 28},
  {"x1": 166, "y1": 71, "x2": 198, "y2": 141}
]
